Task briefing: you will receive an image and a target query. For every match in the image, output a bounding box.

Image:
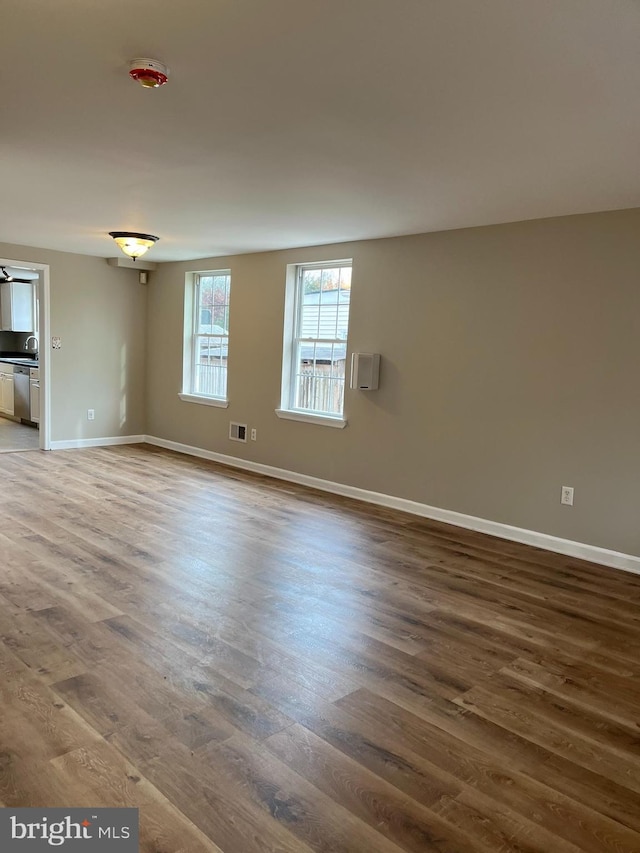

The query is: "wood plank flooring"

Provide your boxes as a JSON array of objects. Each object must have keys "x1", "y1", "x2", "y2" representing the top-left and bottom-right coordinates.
[{"x1": 1, "y1": 444, "x2": 640, "y2": 852}]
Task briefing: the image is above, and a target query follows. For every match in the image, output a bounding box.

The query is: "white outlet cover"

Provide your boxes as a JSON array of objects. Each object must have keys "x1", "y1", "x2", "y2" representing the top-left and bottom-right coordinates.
[{"x1": 561, "y1": 486, "x2": 574, "y2": 506}]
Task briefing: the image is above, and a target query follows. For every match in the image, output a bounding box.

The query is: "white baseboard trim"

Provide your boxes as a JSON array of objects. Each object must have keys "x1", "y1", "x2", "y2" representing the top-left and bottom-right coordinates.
[
  {"x1": 144, "y1": 435, "x2": 640, "y2": 575},
  {"x1": 50, "y1": 435, "x2": 146, "y2": 450}
]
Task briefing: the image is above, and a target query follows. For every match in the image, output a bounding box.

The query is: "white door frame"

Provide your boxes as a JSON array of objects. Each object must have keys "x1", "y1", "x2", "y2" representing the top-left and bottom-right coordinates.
[{"x1": 0, "y1": 256, "x2": 51, "y2": 450}]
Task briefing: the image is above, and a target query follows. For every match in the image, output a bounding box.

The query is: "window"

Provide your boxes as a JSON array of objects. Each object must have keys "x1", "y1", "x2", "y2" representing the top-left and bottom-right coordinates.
[
  {"x1": 181, "y1": 270, "x2": 231, "y2": 406},
  {"x1": 279, "y1": 260, "x2": 352, "y2": 424}
]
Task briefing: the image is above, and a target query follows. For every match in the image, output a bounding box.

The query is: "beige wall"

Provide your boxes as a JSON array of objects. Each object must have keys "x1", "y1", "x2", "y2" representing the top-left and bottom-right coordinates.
[
  {"x1": 0, "y1": 242, "x2": 147, "y2": 441},
  {"x1": 3, "y1": 211, "x2": 637, "y2": 557},
  {"x1": 146, "y1": 209, "x2": 640, "y2": 557}
]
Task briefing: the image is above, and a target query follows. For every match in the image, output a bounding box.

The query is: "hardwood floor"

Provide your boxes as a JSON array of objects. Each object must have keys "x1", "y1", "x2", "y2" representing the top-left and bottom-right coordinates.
[{"x1": 1, "y1": 444, "x2": 640, "y2": 852}]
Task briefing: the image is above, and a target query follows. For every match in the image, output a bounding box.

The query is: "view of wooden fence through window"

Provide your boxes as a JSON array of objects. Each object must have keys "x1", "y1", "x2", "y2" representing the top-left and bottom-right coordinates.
[
  {"x1": 194, "y1": 272, "x2": 230, "y2": 398},
  {"x1": 294, "y1": 263, "x2": 351, "y2": 415}
]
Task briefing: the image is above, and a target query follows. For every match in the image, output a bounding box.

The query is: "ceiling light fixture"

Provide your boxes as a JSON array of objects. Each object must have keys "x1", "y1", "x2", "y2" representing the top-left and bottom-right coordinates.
[
  {"x1": 109, "y1": 232, "x2": 160, "y2": 261},
  {"x1": 129, "y1": 58, "x2": 169, "y2": 89}
]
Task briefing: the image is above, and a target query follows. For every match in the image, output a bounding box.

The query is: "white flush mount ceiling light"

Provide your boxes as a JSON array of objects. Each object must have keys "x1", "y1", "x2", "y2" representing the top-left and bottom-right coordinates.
[
  {"x1": 129, "y1": 58, "x2": 169, "y2": 89},
  {"x1": 109, "y1": 231, "x2": 160, "y2": 260}
]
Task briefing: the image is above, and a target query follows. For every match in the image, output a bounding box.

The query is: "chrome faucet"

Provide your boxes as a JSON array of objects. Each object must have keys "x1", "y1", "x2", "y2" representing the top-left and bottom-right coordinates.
[{"x1": 24, "y1": 335, "x2": 38, "y2": 355}]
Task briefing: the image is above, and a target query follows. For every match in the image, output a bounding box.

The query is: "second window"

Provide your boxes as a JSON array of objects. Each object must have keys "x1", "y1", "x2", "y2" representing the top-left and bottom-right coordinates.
[{"x1": 288, "y1": 261, "x2": 352, "y2": 417}]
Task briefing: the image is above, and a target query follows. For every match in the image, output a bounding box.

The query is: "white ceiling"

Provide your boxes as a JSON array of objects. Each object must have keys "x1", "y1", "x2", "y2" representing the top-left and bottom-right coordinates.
[{"x1": 1, "y1": 0, "x2": 639, "y2": 261}]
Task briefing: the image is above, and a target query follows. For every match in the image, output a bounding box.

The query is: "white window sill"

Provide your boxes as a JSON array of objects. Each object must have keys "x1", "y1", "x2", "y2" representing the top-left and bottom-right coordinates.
[
  {"x1": 275, "y1": 408, "x2": 347, "y2": 428},
  {"x1": 179, "y1": 392, "x2": 229, "y2": 408}
]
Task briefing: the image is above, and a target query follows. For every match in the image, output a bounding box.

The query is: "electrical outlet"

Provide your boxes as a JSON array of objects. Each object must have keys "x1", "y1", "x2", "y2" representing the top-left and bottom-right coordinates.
[
  {"x1": 561, "y1": 486, "x2": 574, "y2": 506},
  {"x1": 87, "y1": 409, "x2": 95, "y2": 421},
  {"x1": 251, "y1": 428, "x2": 257, "y2": 441}
]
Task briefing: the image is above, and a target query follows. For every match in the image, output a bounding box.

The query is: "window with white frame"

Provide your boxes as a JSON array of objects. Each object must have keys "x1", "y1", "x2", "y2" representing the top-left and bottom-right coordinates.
[
  {"x1": 280, "y1": 260, "x2": 352, "y2": 420},
  {"x1": 182, "y1": 271, "x2": 231, "y2": 403}
]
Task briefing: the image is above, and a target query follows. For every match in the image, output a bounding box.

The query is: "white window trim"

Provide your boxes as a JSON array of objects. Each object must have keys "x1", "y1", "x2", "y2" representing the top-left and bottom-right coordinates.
[
  {"x1": 278, "y1": 259, "x2": 352, "y2": 425},
  {"x1": 179, "y1": 392, "x2": 229, "y2": 408},
  {"x1": 275, "y1": 408, "x2": 347, "y2": 428},
  {"x1": 182, "y1": 270, "x2": 231, "y2": 404}
]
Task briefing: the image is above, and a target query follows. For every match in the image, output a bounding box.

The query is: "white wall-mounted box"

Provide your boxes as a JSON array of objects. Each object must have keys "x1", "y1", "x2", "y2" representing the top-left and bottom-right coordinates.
[{"x1": 350, "y1": 352, "x2": 380, "y2": 391}]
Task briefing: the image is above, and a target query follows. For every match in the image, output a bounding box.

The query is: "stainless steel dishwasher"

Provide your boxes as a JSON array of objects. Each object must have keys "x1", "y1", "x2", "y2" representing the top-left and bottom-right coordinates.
[{"x1": 13, "y1": 364, "x2": 31, "y2": 421}]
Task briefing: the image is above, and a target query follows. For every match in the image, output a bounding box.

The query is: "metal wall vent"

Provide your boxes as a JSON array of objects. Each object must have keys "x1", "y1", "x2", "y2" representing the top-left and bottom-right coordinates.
[{"x1": 229, "y1": 422, "x2": 247, "y2": 442}]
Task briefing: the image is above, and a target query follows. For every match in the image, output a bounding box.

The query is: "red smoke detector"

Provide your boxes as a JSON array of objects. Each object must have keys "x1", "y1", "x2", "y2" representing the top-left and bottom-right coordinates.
[{"x1": 129, "y1": 58, "x2": 169, "y2": 89}]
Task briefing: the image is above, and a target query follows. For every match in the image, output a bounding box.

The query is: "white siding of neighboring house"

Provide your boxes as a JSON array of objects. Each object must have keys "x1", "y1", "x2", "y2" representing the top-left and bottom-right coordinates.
[{"x1": 300, "y1": 290, "x2": 350, "y2": 341}]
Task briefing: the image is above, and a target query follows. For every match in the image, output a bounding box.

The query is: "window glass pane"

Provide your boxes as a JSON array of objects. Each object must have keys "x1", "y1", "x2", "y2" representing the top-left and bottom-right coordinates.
[
  {"x1": 338, "y1": 266, "x2": 352, "y2": 292},
  {"x1": 198, "y1": 274, "x2": 230, "y2": 336},
  {"x1": 301, "y1": 269, "x2": 320, "y2": 339},
  {"x1": 215, "y1": 275, "x2": 231, "y2": 333},
  {"x1": 300, "y1": 267, "x2": 350, "y2": 342},
  {"x1": 194, "y1": 335, "x2": 228, "y2": 398},
  {"x1": 198, "y1": 277, "x2": 215, "y2": 334},
  {"x1": 293, "y1": 340, "x2": 346, "y2": 415},
  {"x1": 303, "y1": 269, "x2": 322, "y2": 295},
  {"x1": 212, "y1": 304, "x2": 229, "y2": 329}
]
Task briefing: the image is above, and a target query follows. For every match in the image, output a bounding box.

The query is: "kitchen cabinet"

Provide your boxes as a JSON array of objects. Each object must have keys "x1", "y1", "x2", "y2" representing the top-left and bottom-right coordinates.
[
  {"x1": 1, "y1": 281, "x2": 35, "y2": 332},
  {"x1": 0, "y1": 364, "x2": 15, "y2": 415},
  {"x1": 30, "y1": 367, "x2": 40, "y2": 424}
]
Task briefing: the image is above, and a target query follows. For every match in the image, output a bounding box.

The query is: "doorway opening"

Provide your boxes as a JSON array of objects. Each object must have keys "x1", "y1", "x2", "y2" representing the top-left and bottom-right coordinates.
[{"x1": 0, "y1": 257, "x2": 50, "y2": 452}]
